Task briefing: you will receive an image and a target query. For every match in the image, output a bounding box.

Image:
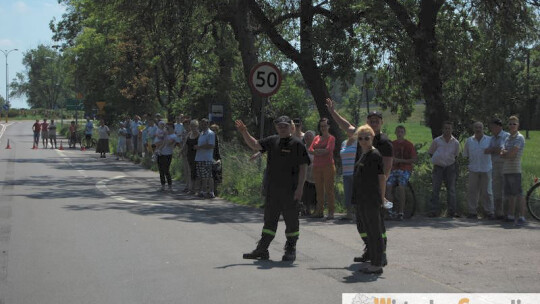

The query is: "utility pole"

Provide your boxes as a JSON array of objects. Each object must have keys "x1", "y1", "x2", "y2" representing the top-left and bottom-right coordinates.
[
  {"x1": 1, "y1": 49, "x2": 18, "y2": 122},
  {"x1": 526, "y1": 49, "x2": 531, "y2": 139}
]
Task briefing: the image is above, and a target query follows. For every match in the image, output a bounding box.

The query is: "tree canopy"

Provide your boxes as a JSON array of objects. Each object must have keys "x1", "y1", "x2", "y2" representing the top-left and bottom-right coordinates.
[{"x1": 10, "y1": 0, "x2": 539, "y2": 138}]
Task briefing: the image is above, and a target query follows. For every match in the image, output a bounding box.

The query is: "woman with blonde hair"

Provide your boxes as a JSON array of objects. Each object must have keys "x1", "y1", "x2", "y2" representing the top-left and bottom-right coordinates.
[{"x1": 352, "y1": 124, "x2": 387, "y2": 274}]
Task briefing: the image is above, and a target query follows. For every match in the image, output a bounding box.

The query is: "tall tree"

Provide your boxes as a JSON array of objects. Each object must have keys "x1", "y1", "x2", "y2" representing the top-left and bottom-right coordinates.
[{"x1": 247, "y1": 0, "x2": 366, "y2": 146}]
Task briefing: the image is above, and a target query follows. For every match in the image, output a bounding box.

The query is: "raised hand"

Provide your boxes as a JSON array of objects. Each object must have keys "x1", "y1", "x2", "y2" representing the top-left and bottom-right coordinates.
[
  {"x1": 325, "y1": 98, "x2": 335, "y2": 112},
  {"x1": 235, "y1": 120, "x2": 247, "y2": 133}
]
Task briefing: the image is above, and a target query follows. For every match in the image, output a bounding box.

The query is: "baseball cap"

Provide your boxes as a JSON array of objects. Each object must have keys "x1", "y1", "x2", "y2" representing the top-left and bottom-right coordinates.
[
  {"x1": 367, "y1": 111, "x2": 383, "y2": 119},
  {"x1": 490, "y1": 118, "x2": 503, "y2": 126},
  {"x1": 274, "y1": 115, "x2": 292, "y2": 125}
]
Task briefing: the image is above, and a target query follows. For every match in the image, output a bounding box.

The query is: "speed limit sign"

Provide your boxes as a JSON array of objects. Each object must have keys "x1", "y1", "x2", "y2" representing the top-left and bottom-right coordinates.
[{"x1": 249, "y1": 62, "x2": 282, "y2": 97}]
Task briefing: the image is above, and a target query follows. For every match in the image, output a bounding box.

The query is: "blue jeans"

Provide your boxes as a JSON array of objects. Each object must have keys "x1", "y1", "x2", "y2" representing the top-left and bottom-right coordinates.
[
  {"x1": 342, "y1": 175, "x2": 353, "y2": 208},
  {"x1": 430, "y1": 163, "x2": 457, "y2": 214}
]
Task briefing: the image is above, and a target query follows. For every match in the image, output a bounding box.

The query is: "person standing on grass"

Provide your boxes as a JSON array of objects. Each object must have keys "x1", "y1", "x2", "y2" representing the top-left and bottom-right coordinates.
[
  {"x1": 157, "y1": 123, "x2": 177, "y2": 191},
  {"x1": 386, "y1": 125, "x2": 417, "y2": 221},
  {"x1": 339, "y1": 126, "x2": 357, "y2": 220},
  {"x1": 300, "y1": 130, "x2": 317, "y2": 216},
  {"x1": 309, "y1": 118, "x2": 336, "y2": 220},
  {"x1": 463, "y1": 121, "x2": 494, "y2": 220},
  {"x1": 485, "y1": 118, "x2": 510, "y2": 219},
  {"x1": 194, "y1": 118, "x2": 216, "y2": 199},
  {"x1": 185, "y1": 120, "x2": 200, "y2": 194},
  {"x1": 209, "y1": 124, "x2": 222, "y2": 196},
  {"x1": 130, "y1": 115, "x2": 142, "y2": 155},
  {"x1": 501, "y1": 116, "x2": 526, "y2": 226},
  {"x1": 236, "y1": 116, "x2": 309, "y2": 262},
  {"x1": 116, "y1": 122, "x2": 127, "y2": 160},
  {"x1": 428, "y1": 121, "x2": 460, "y2": 218}
]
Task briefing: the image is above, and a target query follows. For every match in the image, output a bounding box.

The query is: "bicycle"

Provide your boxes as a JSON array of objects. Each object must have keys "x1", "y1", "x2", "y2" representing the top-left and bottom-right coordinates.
[
  {"x1": 386, "y1": 181, "x2": 417, "y2": 220},
  {"x1": 526, "y1": 177, "x2": 540, "y2": 221},
  {"x1": 77, "y1": 131, "x2": 96, "y2": 149}
]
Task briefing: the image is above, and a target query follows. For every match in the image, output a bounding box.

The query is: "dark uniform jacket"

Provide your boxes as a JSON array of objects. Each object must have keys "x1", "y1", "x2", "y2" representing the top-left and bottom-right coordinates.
[{"x1": 259, "y1": 135, "x2": 311, "y2": 195}]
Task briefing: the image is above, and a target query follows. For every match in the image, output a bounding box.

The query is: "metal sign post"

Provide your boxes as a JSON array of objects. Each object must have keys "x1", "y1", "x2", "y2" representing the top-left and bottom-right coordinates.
[{"x1": 248, "y1": 62, "x2": 282, "y2": 140}]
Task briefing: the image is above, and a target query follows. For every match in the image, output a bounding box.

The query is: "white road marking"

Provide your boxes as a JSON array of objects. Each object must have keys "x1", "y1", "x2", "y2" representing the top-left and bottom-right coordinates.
[
  {"x1": 0, "y1": 122, "x2": 16, "y2": 146},
  {"x1": 96, "y1": 175, "x2": 159, "y2": 205}
]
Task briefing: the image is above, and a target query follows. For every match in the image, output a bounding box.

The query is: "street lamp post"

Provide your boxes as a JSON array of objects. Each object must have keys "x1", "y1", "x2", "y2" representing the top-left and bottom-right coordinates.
[{"x1": 1, "y1": 49, "x2": 19, "y2": 122}]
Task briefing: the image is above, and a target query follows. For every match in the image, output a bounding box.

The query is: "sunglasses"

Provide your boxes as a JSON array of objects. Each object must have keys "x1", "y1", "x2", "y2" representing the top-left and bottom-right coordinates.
[
  {"x1": 358, "y1": 136, "x2": 371, "y2": 141},
  {"x1": 508, "y1": 123, "x2": 518, "y2": 126}
]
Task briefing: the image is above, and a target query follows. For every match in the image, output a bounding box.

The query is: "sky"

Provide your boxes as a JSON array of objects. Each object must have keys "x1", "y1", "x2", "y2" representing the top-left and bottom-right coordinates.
[{"x1": 0, "y1": 0, "x2": 66, "y2": 108}]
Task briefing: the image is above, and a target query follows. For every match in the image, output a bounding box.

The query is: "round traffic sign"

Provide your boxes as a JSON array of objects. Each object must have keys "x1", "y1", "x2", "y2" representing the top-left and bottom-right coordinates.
[{"x1": 249, "y1": 62, "x2": 282, "y2": 97}]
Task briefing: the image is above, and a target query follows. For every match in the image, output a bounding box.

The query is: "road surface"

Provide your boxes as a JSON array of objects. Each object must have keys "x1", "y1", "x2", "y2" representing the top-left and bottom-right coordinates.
[{"x1": 0, "y1": 121, "x2": 539, "y2": 303}]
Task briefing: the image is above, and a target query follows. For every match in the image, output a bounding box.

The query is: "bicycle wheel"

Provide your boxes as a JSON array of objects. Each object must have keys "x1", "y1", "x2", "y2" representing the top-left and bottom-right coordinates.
[
  {"x1": 526, "y1": 182, "x2": 540, "y2": 221},
  {"x1": 403, "y1": 182, "x2": 417, "y2": 218},
  {"x1": 389, "y1": 182, "x2": 416, "y2": 219}
]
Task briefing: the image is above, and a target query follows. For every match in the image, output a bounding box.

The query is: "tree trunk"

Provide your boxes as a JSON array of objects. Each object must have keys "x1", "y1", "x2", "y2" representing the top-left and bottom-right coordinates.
[
  {"x1": 414, "y1": 32, "x2": 447, "y2": 138},
  {"x1": 248, "y1": 0, "x2": 343, "y2": 151},
  {"x1": 227, "y1": 0, "x2": 263, "y2": 127},
  {"x1": 385, "y1": 0, "x2": 447, "y2": 138}
]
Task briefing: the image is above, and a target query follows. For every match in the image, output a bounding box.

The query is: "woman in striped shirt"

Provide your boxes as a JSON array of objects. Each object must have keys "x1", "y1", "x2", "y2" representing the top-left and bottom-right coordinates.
[{"x1": 340, "y1": 126, "x2": 357, "y2": 220}]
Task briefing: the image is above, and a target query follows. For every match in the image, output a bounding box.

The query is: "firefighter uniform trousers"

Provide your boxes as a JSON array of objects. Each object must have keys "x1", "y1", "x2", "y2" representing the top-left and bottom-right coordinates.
[
  {"x1": 261, "y1": 193, "x2": 300, "y2": 243},
  {"x1": 356, "y1": 204, "x2": 385, "y2": 266},
  {"x1": 356, "y1": 209, "x2": 387, "y2": 254}
]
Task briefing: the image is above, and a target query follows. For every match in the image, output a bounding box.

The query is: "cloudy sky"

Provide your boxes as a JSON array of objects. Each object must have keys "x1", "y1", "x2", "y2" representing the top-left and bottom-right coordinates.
[{"x1": 0, "y1": 0, "x2": 66, "y2": 108}]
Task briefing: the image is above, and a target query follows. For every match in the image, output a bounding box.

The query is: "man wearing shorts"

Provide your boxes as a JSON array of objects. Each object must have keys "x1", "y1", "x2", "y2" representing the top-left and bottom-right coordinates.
[
  {"x1": 41, "y1": 119, "x2": 49, "y2": 148},
  {"x1": 501, "y1": 116, "x2": 526, "y2": 225},
  {"x1": 386, "y1": 125, "x2": 417, "y2": 220},
  {"x1": 194, "y1": 118, "x2": 216, "y2": 199}
]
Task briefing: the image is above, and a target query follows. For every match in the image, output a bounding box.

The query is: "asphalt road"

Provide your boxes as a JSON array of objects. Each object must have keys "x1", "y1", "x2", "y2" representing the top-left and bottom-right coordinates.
[{"x1": 0, "y1": 121, "x2": 539, "y2": 304}]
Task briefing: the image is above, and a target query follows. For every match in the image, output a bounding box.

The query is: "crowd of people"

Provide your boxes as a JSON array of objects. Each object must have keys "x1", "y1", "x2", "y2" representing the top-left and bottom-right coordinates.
[
  {"x1": 30, "y1": 113, "x2": 223, "y2": 197},
  {"x1": 235, "y1": 98, "x2": 528, "y2": 275},
  {"x1": 30, "y1": 104, "x2": 527, "y2": 274}
]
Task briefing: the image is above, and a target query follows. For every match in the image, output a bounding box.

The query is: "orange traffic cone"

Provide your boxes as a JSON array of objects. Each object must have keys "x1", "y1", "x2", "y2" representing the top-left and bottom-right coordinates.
[
  {"x1": 59, "y1": 140, "x2": 64, "y2": 150},
  {"x1": 5, "y1": 139, "x2": 11, "y2": 149}
]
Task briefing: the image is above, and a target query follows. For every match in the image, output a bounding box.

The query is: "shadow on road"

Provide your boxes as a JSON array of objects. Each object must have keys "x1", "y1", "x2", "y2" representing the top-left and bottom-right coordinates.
[{"x1": 216, "y1": 260, "x2": 298, "y2": 270}]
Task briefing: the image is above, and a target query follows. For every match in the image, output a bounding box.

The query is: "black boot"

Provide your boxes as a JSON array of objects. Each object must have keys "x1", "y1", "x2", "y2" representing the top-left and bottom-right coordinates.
[
  {"x1": 282, "y1": 237, "x2": 297, "y2": 261},
  {"x1": 243, "y1": 235, "x2": 272, "y2": 260},
  {"x1": 353, "y1": 245, "x2": 370, "y2": 263}
]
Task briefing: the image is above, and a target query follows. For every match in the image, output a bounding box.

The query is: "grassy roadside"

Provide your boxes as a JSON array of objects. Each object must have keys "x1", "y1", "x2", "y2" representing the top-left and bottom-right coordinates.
[{"x1": 58, "y1": 113, "x2": 539, "y2": 216}]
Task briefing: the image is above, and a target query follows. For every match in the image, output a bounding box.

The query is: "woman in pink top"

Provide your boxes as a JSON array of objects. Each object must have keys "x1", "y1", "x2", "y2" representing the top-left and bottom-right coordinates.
[{"x1": 309, "y1": 118, "x2": 336, "y2": 219}]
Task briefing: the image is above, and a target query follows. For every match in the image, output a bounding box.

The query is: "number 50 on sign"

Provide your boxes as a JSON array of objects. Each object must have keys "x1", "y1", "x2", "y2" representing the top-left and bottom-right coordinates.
[{"x1": 249, "y1": 62, "x2": 282, "y2": 97}]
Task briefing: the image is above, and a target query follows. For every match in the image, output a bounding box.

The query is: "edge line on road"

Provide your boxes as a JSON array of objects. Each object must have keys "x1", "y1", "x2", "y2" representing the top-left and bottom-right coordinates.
[{"x1": 96, "y1": 175, "x2": 157, "y2": 205}]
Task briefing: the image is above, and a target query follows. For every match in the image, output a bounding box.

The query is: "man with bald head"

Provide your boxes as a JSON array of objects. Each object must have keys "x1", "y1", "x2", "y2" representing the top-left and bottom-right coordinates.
[{"x1": 463, "y1": 121, "x2": 494, "y2": 219}]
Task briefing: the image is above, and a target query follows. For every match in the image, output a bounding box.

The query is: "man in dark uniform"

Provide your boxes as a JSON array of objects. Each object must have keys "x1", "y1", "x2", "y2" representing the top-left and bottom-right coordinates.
[
  {"x1": 235, "y1": 116, "x2": 310, "y2": 261},
  {"x1": 325, "y1": 98, "x2": 393, "y2": 265}
]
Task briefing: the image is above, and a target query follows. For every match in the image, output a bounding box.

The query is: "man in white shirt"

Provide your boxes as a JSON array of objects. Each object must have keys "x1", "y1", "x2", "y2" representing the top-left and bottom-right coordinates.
[
  {"x1": 463, "y1": 121, "x2": 494, "y2": 219},
  {"x1": 485, "y1": 118, "x2": 510, "y2": 219},
  {"x1": 427, "y1": 121, "x2": 460, "y2": 217}
]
